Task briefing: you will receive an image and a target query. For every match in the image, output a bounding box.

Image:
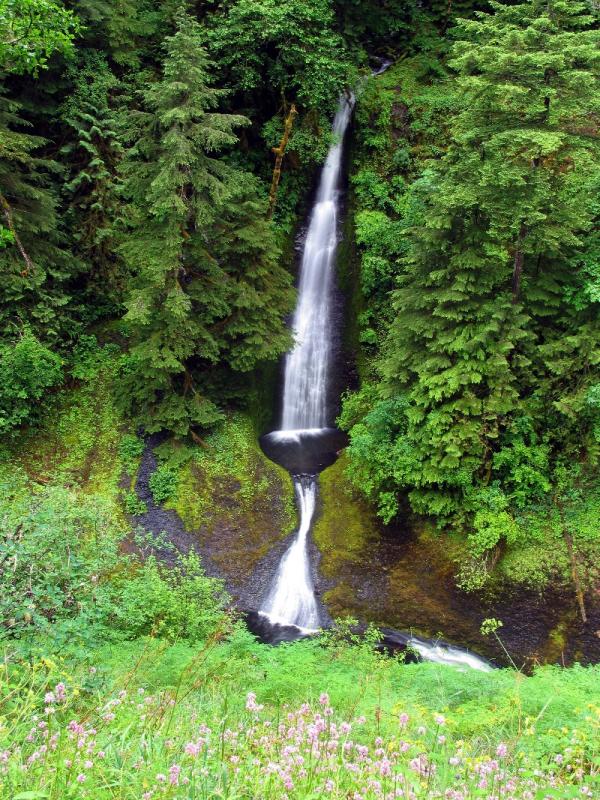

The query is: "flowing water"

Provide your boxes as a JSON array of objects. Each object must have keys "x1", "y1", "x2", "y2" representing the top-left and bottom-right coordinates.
[
  {"x1": 257, "y1": 78, "x2": 492, "y2": 671},
  {"x1": 259, "y1": 94, "x2": 355, "y2": 631}
]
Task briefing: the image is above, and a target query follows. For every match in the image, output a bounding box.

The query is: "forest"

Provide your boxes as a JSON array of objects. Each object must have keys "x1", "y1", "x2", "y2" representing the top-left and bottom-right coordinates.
[{"x1": 0, "y1": 1, "x2": 599, "y2": 798}]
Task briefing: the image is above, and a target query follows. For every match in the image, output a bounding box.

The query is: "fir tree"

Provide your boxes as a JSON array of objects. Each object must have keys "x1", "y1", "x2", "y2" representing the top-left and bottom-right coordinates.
[
  {"x1": 368, "y1": 0, "x2": 600, "y2": 519},
  {"x1": 119, "y1": 9, "x2": 293, "y2": 437},
  {"x1": 60, "y1": 53, "x2": 125, "y2": 312},
  {"x1": 0, "y1": 83, "x2": 80, "y2": 340}
]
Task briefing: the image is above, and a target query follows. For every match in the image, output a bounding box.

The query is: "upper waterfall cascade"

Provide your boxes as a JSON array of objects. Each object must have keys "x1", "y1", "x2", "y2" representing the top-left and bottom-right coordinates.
[{"x1": 280, "y1": 94, "x2": 355, "y2": 433}]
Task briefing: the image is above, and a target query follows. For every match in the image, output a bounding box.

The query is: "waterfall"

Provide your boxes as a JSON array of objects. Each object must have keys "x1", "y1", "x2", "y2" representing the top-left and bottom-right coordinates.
[
  {"x1": 259, "y1": 94, "x2": 354, "y2": 630},
  {"x1": 280, "y1": 94, "x2": 354, "y2": 433},
  {"x1": 260, "y1": 477, "x2": 319, "y2": 630},
  {"x1": 256, "y1": 72, "x2": 492, "y2": 672}
]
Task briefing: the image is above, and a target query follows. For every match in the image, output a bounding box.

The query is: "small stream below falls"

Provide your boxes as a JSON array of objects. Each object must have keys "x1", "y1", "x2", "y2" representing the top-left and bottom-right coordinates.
[{"x1": 255, "y1": 79, "x2": 492, "y2": 671}]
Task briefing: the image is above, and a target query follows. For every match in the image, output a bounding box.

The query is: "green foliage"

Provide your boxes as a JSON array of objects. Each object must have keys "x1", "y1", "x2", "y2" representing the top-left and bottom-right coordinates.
[
  {"x1": 344, "y1": 2, "x2": 600, "y2": 542},
  {"x1": 118, "y1": 433, "x2": 145, "y2": 475},
  {"x1": 148, "y1": 463, "x2": 177, "y2": 504},
  {"x1": 121, "y1": 489, "x2": 146, "y2": 515},
  {"x1": 0, "y1": 473, "x2": 228, "y2": 648},
  {"x1": 60, "y1": 53, "x2": 125, "y2": 312},
  {"x1": 119, "y1": 9, "x2": 293, "y2": 437},
  {"x1": 0, "y1": 0, "x2": 80, "y2": 74},
  {"x1": 0, "y1": 85, "x2": 81, "y2": 340},
  {"x1": 0, "y1": 480, "x2": 122, "y2": 641},
  {"x1": 0, "y1": 328, "x2": 62, "y2": 436},
  {"x1": 205, "y1": 0, "x2": 352, "y2": 111},
  {"x1": 110, "y1": 551, "x2": 228, "y2": 641}
]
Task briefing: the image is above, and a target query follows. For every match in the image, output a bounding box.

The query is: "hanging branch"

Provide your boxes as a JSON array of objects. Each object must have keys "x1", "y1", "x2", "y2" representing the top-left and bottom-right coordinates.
[
  {"x1": 267, "y1": 103, "x2": 297, "y2": 220},
  {"x1": 0, "y1": 192, "x2": 34, "y2": 276}
]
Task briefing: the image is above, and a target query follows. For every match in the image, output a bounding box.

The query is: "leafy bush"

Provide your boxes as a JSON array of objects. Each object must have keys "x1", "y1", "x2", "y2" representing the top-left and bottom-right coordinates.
[
  {"x1": 0, "y1": 329, "x2": 63, "y2": 436},
  {"x1": 149, "y1": 464, "x2": 178, "y2": 504},
  {"x1": 118, "y1": 433, "x2": 145, "y2": 475},
  {"x1": 0, "y1": 479, "x2": 121, "y2": 640},
  {"x1": 121, "y1": 489, "x2": 147, "y2": 515},
  {"x1": 0, "y1": 475, "x2": 228, "y2": 648},
  {"x1": 111, "y1": 552, "x2": 229, "y2": 641}
]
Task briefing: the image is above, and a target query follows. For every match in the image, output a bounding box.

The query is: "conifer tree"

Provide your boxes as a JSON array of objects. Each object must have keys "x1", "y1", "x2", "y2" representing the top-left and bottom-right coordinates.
[
  {"x1": 356, "y1": 0, "x2": 600, "y2": 519},
  {"x1": 0, "y1": 84, "x2": 80, "y2": 340},
  {"x1": 120, "y1": 9, "x2": 294, "y2": 436},
  {"x1": 61, "y1": 53, "x2": 125, "y2": 312}
]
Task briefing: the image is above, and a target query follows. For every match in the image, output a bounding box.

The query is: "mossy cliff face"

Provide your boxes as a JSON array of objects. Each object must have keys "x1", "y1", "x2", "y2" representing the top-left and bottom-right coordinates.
[{"x1": 163, "y1": 414, "x2": 295, "y2": 601}]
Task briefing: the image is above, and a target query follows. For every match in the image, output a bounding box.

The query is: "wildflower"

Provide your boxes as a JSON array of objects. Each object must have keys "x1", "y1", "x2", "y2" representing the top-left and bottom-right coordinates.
[
  {"x1": 156, "y1": 773, "x2": 167, "y2": 783},
  {"x1": 319, "y1": 692, "x2": 330, "y2": 706},
  {"x1": 169, "y1": 764, "x2": 181, "y2": 786},
  {"x1": 185, "y1": 741, "x2": 200, "y2": 757},
  {"x1": 555, "y1": 754, "x2": 564, "y2": 764},
  {"x1": 497, "y1": 742, "x2": 508, "y2": 758},
  {"x1": 399, "y1": 713, "x2": 409, "y2": 727},
  {"x1": 246, "y1": 692, "x2": 264, "y2": 712},
  {"x1": 55, "y1": 683, "x2": 67, "y2": 702},
  {"x1": 76, "y1": 773, "x2": 86, "y2": 783},
  {"x1": 44, "y1": 691, "x2": 56, "y2": 705},
  {"x1": 435, "y1": 714, "x2": 446, "y2": 726},
  {"x1": 84, "y1": 759, "x2": 93, "y2": 769}
]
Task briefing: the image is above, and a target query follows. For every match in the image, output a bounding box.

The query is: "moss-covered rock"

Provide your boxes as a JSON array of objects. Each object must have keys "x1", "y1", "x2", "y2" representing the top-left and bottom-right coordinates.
[{"x1": 160, "y1": 413, "x2": 296, "y2": 591}]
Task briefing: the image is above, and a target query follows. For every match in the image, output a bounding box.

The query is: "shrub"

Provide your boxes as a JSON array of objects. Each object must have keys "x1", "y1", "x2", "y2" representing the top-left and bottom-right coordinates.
[
  {"x1": 0, "y1": 329, "x2": 63, "y2": 436},
  {"x1": 149, "y1": 464, "x2": 178, "y2": 503}
]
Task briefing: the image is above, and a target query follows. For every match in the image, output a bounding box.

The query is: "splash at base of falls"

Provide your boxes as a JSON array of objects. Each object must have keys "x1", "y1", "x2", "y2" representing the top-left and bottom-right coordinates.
[{"x1": 260, "y1": 477, "x2": 321, "y2": 631}]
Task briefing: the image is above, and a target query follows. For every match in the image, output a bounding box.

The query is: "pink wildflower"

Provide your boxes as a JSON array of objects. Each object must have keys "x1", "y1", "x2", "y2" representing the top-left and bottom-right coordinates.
[{"x1": 169, "y1": 764, "x2": 180, "y2": 786}]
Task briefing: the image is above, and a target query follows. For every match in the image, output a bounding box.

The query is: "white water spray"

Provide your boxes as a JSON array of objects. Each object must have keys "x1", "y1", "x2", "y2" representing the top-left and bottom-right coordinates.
[{"x1": 280, "y1": 94, "x2": 355, "y2": 433}]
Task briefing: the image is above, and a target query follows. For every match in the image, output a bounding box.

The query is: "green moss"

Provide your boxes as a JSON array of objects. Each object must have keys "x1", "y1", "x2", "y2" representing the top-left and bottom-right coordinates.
[
  {"x1": 7, "y1": 366, "x2": 125, "y2": 499},
  {"x1": 313, "y1": 453, "x2": 379, "y2": 579},
  {"x1": 165, "y1": 412, "x2": 296, "y2": 584}
]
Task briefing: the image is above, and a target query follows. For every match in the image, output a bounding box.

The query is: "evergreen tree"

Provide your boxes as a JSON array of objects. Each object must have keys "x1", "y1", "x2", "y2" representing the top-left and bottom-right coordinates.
[
  {"x1": 119, "y1": 9, "x2": 293, "y2": 437},
  {"x1": 0, "y1": 83, "x2": 80, "y2": 340},
  {"x1": 349, "y1": 0, "x2": 600, "y2": 520},
  {"x1": 60, "y1": 53, "x2": 125, "y2": 312}
]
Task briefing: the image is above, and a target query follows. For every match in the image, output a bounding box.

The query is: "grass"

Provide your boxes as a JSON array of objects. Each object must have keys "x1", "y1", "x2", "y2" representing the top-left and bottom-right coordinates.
[{"x1": 0, "y1": 630, "x2": 598, "y2": 799}]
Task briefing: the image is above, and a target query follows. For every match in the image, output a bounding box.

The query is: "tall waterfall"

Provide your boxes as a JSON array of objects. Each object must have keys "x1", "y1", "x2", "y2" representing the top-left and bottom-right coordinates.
[
  {"x1": 280, "y1": 95, "x2": 354, "y2": 433},
  {"x1": 260, "y1": 94, "x2": 355, "y2": 631}
]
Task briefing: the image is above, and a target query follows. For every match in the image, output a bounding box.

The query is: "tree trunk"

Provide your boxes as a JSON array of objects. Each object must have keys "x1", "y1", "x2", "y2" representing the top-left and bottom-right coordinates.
[
  {"x1": 0, "y1": 192, "x2": 34, "y2": 276},
  {"x1": 511, "y1": 224, "x2": 527, "y2": 303},
  {"x1": 267, "y1": 104, "x2": 297, "y2": 219}
]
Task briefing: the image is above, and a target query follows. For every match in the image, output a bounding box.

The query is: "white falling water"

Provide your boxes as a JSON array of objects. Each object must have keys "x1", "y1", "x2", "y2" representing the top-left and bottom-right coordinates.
[
  {"x1": 261, "y1": 477, "x2": 319, "y2": 630},
  {"x1": 280, "y1": 94, "x2": 355, "y2": 434},
  {"x1": 260, "y1": 95, "x2": 355, "y2": 630}
]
